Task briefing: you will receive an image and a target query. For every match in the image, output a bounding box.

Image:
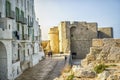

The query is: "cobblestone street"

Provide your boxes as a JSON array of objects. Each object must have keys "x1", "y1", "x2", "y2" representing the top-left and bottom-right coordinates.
[{"x1": 16, "y1": 56, "x2": 65, "y2": 80}]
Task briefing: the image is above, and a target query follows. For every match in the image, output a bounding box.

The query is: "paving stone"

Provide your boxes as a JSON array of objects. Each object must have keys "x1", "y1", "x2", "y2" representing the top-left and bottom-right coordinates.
[{"x1": 15, "y1": 56, "x2": 65, "y2": 80}]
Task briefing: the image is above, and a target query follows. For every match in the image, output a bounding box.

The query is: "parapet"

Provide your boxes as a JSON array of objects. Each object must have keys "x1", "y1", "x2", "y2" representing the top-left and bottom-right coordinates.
[
  {"x1": 48, "y1": 26, "x2": 59, "y2": 34},
  {"x1": 98, "y1": 27, "x2": 113, "y2": 38}
]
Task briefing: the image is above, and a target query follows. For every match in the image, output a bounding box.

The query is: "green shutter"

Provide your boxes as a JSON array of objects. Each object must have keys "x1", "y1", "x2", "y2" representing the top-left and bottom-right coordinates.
[
  {"x1": 16, "y1": 7, "x2": 19, "y2": 21},
  {"x1": 6, "y1": 1, "x2": 11, "y2": 17}
]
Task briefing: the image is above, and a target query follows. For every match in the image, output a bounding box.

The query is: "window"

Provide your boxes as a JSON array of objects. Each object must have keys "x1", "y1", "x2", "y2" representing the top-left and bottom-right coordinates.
[
  {"x1": 71, "y1": 34, "x2": 73, "y2": 37},
  {"x1": 28, "y1": 15, "x2": 29, "y2": 25},
  {"x1": 0, "y1": 12, "x2": 1, "y2": 18},
  {"x1": 18, "y1": 44, "x2": 20, "y2": 61},
  {"x1": 86, "y1": 28, "x2": 88, "y2": 30},
  {"x1": 24, "y1": 0, "x2": 26, "y2": 9},
  {"x1": 21, "y1": 10, "x2": 24, "y2": 21},
  {"x1": 6, "y1": 1, "x2": 11, "y2": 17},
  {"x1": 21, "y1": 0, "x2": 23, "y2": 7},
  {"x1": 28, "y1": 49, "x2": 29, "y2": 55},
  {"x1": 16, "y1": 7, "x2": 19, "y2": 21},
  {"x1": 22, "y1": 25, "x2": 24, "y2": 40},
  {"x1": 17, "y1": 23, "x2": 19, "y2": 31},
  {"x1": 27, "y1": 1, "x2": 29, "y2": 12},
  {"x1": 17, "y1": 0, "x2": 19, "y2": 3},
  {"x1": 9, "y1": 24, "x2": 10, "y2": 29},
  {"x1": 28, "y1": 28, "x2": 30, "y2": 39}
]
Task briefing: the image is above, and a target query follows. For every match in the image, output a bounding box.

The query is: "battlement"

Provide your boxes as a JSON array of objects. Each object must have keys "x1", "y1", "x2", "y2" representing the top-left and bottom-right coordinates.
[{"x1": 48, "y1": 26, "x2": 58, "y2": 34}]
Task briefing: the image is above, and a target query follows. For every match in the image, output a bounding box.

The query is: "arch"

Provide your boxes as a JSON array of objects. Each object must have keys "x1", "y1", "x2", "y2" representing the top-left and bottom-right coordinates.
[
  {"x1": 0, "y1": 41, "x2": 7, "y2": 80},
  {"x1": 70, "y1": 26, "x2": 76, "y2": 32},
  {"x1": 70, "y1": 26, "x2": 76, "y2": 38}
]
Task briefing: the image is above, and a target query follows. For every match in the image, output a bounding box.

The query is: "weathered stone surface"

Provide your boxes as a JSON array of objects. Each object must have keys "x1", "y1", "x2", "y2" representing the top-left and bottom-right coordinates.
[
  {"x1": 97, "y1": 71, "x2": 110, "y2": 80},
  {"x1": 90, "y1": 47, "x2": 102, "y2": 55},
  {"x1": 72, "y1": 65, "x2": 81, "y2": 73},
  {"x1": 107, "y1": 75, "x2": 118, "y2": 80},
  {"x1": 84, "y1": 39, "x2": 120, "y2": 65},
  {"x1": 81, "y1": 59, "x2": 88, "y2": 67},
  {"x1": 79, "y1": 70, "x2": 96, "y2": 78},
  {"x1": 92, "y1": 39, "x2": 104, "y2": 47},
  {"x1": 107, "y1": 47, "x2": 120, "y2": 61},
  {"x1": 73, "y1": 66, "x2": 96, "y2": 78}
]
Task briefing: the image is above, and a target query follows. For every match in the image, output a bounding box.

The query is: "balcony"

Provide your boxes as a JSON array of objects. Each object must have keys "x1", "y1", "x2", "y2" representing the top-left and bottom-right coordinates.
[
  {"x1": 0, "y1": 18, "x2": 12, "y2": 39},
  {"x1": 22, "y1": 17, "x2": 27, "y2": 24},
  {"x1": 6, "y1": 10, "x2": 15, "y2": 19},
  {"x1": 10, "y1": 10, "x2": 15, "y2": 19},
  {"x1": 16, "y1": 15, "x2": 23, "y2": 23},
  {"x1": 28, "y1": 21, "x2": 33, "y2": 27}
]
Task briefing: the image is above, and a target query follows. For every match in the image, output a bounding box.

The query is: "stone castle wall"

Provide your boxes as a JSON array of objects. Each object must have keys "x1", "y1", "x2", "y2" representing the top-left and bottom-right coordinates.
[
  {"x1": 48, "y1": 21, "x2": 113, "y2": 59},
  {"x1": 58, "y1": 21, "x2": 98, "y2": 58}
]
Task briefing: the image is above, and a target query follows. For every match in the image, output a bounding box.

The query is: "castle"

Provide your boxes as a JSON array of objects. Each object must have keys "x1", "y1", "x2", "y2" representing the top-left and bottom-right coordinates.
[{"x1": 42, "y1": 21, "x2": 113, "y2": 59}]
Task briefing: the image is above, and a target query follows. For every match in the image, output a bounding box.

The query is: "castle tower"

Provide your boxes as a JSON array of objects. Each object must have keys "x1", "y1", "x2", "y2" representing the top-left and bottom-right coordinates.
[
  {"x1": 58, "y1": 21, "x2": 71, "y2": 53},
  {"x1": 48, "y1": 27, "x2": 59, "y2": 53}
]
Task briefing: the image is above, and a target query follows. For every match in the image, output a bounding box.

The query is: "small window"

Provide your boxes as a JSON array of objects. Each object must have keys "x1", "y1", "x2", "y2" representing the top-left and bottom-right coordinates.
[
  {"x1": 86, "y1": 28, "x2": 88, "y2": 30},
  {"x1": 0, "y1": 12, "x2": 1, "y2": 18},
  {"x1": 2, "y1": 28, "x2": 4, "y2": 31},
  {"x1": 17, "y1": 0, "x2": 19, "y2": 3},
  {"x1": 71, "y1": 34, "x2": 73, "y2": 37},
  {"x1": 9, "y1": 24, "x2": 10, "y2": 29}
]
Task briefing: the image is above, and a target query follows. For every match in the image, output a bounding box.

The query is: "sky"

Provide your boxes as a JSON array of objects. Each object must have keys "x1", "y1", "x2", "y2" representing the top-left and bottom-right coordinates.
[{"x1": 34, "y1": 0, "x2": 120, "y2": 40}]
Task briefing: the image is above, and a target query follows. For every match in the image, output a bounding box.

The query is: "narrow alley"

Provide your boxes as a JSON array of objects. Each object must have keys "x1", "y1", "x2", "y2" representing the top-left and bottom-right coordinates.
[{"x1": 16, "y1": 55, "x2": 65, "y2": 80}]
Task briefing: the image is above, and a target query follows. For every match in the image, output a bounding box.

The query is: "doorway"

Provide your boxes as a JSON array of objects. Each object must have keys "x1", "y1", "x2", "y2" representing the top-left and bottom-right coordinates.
[{"x1": 0, "y1": 42, "x2": 7, "y2": 80}]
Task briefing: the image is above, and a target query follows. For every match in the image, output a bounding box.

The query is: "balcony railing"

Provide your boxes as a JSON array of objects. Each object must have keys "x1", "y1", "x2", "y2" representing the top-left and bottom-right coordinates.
[
  {"x1": 16, "y1": 15, "x2": 23, "y2": 23},
  {"x1": 22, "y1": 17, "x2": 27, "y2": 24},
  {"x1": 10, "y1": 10, "x2": 15, "y2": 19},
  {"x1": 28, "y1": 21, "x2": 33, "y2": 27},
  {"x1": 6, "y1": 10, "x2": 15, "y2": 19}
]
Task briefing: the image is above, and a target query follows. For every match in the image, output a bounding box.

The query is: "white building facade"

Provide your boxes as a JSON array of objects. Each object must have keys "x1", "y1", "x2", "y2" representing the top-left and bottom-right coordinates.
[{"x1": 0, "y1": 0, "x2": 44, "y2": 80}]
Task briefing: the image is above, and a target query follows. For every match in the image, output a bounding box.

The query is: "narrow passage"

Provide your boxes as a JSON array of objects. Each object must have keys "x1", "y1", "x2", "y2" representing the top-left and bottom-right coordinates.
[{"x1": 16, "y1": 56, "x2": 65, "y2": 80}]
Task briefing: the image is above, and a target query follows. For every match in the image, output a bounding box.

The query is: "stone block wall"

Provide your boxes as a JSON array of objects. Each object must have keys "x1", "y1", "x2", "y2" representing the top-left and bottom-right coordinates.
[
  {"x1": 70, "y1": 22, "x2": 97, "y2": 59},
  {"x1": 81, "y1": 38, "x2": 120, "y2": 67},
  {"x1": 92, "y1": 39, "x2": 103, "y2": 47}
]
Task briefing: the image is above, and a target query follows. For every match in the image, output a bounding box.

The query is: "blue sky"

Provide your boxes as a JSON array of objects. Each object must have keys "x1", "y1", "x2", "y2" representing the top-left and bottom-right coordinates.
[{"x1": 34, "y1": 0, "x2": 120, "y2": 40}]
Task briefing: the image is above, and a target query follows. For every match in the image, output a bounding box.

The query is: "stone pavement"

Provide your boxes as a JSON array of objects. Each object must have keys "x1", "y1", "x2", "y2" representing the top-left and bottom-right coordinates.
[
  {"x1": 44, "y1": 57, "x2": 65, "y2": 80},
  {"x1": 16, "y1": 56, "x2": 65, "y2": 80}
]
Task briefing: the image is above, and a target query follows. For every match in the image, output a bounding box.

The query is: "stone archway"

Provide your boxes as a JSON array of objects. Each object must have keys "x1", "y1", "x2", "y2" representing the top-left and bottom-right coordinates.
[
  {"x1": 70, "y1": 26, "x2": 77, "y2": 58},
  {"x1": 0, "y1": 41, "x2": 7, "y2": 80}
]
